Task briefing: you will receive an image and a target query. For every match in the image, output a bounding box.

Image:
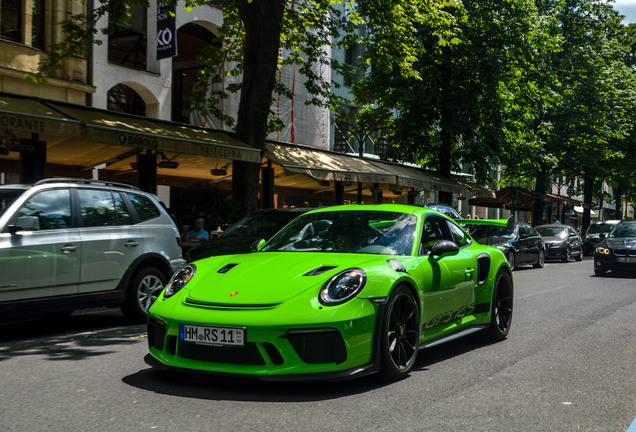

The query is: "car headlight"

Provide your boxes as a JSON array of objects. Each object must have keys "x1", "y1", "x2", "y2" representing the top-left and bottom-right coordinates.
[
  {"x1": 319, "y1": 268, "x2": 366, "y2": 306},
  {"x1": 164, "y1": 264, "x2": 196, "y2": 298},
  {"x1": 596, "y1": 247, "x2": 611, "y2": 255}
]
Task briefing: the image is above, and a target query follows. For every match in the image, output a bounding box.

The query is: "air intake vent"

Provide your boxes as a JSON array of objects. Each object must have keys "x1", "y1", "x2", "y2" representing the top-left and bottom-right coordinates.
[
  {"x1": 218, "y1": 263, "x2": 238, "y2": 273},
  {"x1": 304, "y1": 266, "x2": 338, "y2": 276}
]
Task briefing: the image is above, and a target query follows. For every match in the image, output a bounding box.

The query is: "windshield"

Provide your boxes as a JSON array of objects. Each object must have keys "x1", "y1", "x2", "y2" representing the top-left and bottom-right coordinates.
[
  {"x1": 261, "y1": 210, "x2": 417, "y2": 255},
  {"x1": 220, "y1": 211, "x2": 303, "y2": 238},
  {"x1": 609, "y1": 224, "x2": 636, "y2": 238},
  {"x1": 0, "y1": 190, "x2": 23, "y2": 217},
  {"x1": 587, "y1": 223, "x2": 616, "y2": 234},
  {"x1": 470, "y1": 225, "x2": 515, "y2": 245},
  {"x1": 535, "y1": 226, "x2": 567, "y2": 238}
]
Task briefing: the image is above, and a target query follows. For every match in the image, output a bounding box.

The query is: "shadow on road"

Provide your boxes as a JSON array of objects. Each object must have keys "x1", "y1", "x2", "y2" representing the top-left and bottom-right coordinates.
[
  {"x1": 122, "y1": 334, "x2": 491, "y2": 402},
  {"x1": 0, "y1": 308, "x2": 146, "y2": 362}
]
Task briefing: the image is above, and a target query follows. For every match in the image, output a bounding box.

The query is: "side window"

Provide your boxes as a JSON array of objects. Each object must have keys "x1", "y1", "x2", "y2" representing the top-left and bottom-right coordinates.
[
  {"x1": 114, "y1": 192, "x2": 133, "y2": 225},
  {"x1": 447, "y1": 221, "x2": 470, "y2": 247},
  {"x1": 13, "y1": 189, "x2": 71, "y2": 230},
  {"x1": 420, "y1": 216, "x2": 448, "y2": 254},
  {"x1": 127, "y1": 193, "x2": 160, "y2": 221},
  {"x1": 78, "y1": 189, "x2": 117, "y2": 227}
]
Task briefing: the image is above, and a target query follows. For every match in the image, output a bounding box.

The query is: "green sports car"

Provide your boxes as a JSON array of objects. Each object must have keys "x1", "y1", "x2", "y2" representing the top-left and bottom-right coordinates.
[{"x1": 145, "y1": 204, "x2": 513, "y2": 381}]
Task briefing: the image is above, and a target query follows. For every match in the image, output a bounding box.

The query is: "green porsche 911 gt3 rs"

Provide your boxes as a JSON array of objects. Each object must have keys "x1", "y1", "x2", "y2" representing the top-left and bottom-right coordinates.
[{"x1": 145, "y1": 204, "x2": 513, "y2": 381}]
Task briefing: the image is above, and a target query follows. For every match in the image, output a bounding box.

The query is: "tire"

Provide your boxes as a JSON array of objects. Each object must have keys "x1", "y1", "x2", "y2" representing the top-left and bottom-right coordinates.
[
  {"x1": 594, "y1": 267, "x2": 607, "y2": 277},
  {"x1": 562, "y1": 247, "x2": 571, "y2": 263},
  {"x1": 507, "y1": 252, "x2": 516, "y2": 270},
  {"x1": 121, "y1": 267, "x2": 167, "y2": 323},
  {"x1": 533, "y1": 249, "x2": 545, "y2": 268},
  {"x1": 575, "y1": 249, "x2": 583, "y2": 261},
  {"x1": 485, "y1": 269, "x2": 513, "y2": 341},
  {"x1": 380, "y1": 285, "x2": 420, "y2": 380}
]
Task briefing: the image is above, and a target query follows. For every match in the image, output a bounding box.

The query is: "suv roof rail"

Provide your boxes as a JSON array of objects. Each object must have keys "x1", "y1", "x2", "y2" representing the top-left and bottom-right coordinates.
[{"x1": 33, "y1": 178, "x2": 141, "y2": 191}]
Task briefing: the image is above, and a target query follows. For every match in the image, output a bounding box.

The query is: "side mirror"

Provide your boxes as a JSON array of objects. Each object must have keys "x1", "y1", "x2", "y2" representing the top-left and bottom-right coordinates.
[
  {"x1": 430, "y1": 240, "x2": 460, "y2": 257},
  {"x1": 8, "y1": 216, "x2": 40, "y2": 234},
  {"x1": 250, "y1": 238, "x2": 267, "y2": 252}
]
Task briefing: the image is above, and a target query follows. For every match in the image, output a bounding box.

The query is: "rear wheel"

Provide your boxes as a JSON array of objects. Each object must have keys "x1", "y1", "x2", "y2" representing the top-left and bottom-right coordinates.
[
  {"x1": 380, "y1": 285, "x2": 420, "y2": 380},
  {"x1": 485, "y1": 269, "x2": 513, "y2": 341},
  {"x1": 122, "y1": 267, "x2": 167, "y2": 323}
]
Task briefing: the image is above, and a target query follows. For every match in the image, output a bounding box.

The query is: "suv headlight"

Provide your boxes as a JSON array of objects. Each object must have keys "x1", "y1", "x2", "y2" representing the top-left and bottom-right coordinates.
[
  {"x1": 164, "y1": 264, "x2": 196, "y2": 298},
  {"x1": 596, "y1": 247, "x2": 610, "y2": 255},
  {"x1": 319, "y1": 268, "x2": 366, "y2": 306}
]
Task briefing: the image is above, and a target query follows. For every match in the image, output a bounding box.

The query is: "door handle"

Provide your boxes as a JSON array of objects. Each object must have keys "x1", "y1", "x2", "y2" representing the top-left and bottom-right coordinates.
[
  {"x1": 125, "y1": 240, "x2": 140, "y2": 248},
  {"x1": 61, "y1": 244, "x2": 77, "y2": 253}
]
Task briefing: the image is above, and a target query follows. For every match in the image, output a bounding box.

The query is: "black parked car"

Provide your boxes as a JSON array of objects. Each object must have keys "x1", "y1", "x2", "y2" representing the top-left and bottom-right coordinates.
[
  {"x1": 470, "y1": 221, "x2": 545, "y2": 270},
  {"x1": 594, "y1": 220, "x2": 636, "y2": 276},
  {"x1": 535, "y1": 224, "x2": 583, "y2": 263},
  {"x1": 423, "y1": 203, "x2": 462, "y2": 219},
  {"x1": 583, "y1": 220, "x2": 620, "y2": 255},
  {"x1": 185, "y1": 208, "x2": 309, "y2": 262}
]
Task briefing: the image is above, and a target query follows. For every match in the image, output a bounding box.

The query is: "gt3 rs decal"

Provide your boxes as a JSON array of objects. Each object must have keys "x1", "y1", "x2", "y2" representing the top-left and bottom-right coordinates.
[{"x1": 422, "y1": 302, "x2": 490, "y2": 332}]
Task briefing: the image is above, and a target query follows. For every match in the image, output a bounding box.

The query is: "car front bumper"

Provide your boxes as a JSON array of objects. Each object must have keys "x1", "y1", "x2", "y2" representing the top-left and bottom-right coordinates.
[
  {"x1": 594, "y1": 253, "x2": 636, "y2": 271},
  {"x1": 146, "y1": 298, "x2": 381, "y2": 379}
]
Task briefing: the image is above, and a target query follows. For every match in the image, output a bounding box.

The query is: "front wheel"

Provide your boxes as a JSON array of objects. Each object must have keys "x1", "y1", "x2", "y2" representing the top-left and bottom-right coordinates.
[
  {"x1": 485, "y1": 269, "x2": 513, "y2": 341},
  {"x1": 507, "y1": 252, "x2": 516, "y2": 270},
  {"x1": 562, "y1": 247, "x2": 571, "y2": 263},
  {"x1": 121, "y1": 267, "x2": 167, "y2": 323},
  {"x1": 533, "y1": 249, "x2": 545, "y2": 268},
  {"x1": 380, "y1": 286, "x2": 420, "y2": 380}
]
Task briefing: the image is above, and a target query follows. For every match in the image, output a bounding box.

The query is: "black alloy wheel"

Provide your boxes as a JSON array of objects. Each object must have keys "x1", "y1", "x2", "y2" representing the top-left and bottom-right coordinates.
[
  {"x1": 485, "y1": 269, "x2": 513, "y2": 341},
  {"x1": 507, "y1": 252, "x2": 516, "y2": 270},
  {"x1": 380, "y1": 285, "x2": 420, "y2": 380}
]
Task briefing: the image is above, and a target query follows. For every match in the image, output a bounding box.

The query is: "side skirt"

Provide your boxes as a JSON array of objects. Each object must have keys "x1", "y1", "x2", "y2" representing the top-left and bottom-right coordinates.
[{"x1": 419, "y1": 325, "x2": 488, "y2": 350}]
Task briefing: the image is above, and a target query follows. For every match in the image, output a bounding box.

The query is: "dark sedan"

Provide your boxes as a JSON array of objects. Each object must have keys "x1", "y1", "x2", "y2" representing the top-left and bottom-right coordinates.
[
  {"x1": 185, "y1": 208, "x2": 309, "y2": 262},
  {"x1": 583, "y1": 220, "x2": 620, "y2": 255},
  {"x1": 467, "y1": 220, "x2": 545, "y2": 270},
  {"x1": 535, "y1": 224, "x2": 583, "y2": 263},
  {"x1": 594, "y1": 220, "x2": 636, "y2": 276}
]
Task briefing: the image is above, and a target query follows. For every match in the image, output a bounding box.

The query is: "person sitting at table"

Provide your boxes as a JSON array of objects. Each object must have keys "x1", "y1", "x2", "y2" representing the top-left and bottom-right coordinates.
[{"x1": 183, "y1": 217, "x2": 209, "y2": 244}]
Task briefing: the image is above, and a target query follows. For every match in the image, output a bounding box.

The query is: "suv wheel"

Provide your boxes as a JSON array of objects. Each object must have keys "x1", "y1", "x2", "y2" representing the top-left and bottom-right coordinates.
[{"x1": 122, "y1": 267, "x2": 167, "y2": 323}]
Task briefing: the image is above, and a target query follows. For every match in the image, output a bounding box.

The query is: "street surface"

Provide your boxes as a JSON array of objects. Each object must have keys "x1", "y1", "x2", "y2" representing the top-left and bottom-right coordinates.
[{"x1": 1, "y1": 257, "x2": 635, "y2": 432}]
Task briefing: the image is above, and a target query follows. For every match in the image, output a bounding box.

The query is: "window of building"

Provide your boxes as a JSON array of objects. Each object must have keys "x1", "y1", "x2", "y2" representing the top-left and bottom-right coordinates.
[
  {"x1": 108, "y1": 4, "x2": 147, "y2": 70},
  {"x1": 31, "y1": 0, "x2": 44, "y2": 48},
  {"x1": 107, "y1": 84, "x2": 146, "y2": 116},
  {"x1": 0, "y1": 0, "x2": 22, "y2": 41}
]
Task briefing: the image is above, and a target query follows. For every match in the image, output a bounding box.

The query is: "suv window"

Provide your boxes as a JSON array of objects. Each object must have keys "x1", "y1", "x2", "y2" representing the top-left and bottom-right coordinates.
[
  {"x1": 78, "y1": 189, "x2": 118, "y2": 227},
  {"x1": 127, "y1": 193, "x2": 160, "y2": 221},
  {"x1": 13, "y1": 189, "x2": 71, "y2": 230}
]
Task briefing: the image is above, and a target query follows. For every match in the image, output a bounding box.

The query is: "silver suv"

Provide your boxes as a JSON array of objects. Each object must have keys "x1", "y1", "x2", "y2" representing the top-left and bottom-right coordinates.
[{"x1": 0, "y1": 179, "x2": 186, "y2": 322}]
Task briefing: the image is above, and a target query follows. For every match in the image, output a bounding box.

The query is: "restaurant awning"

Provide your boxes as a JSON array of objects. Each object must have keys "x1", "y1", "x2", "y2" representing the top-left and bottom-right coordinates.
[
  {"x1": 0, "y1": 94, "x2": 81, "y2": 138},
  {"x1": 264, "y1": 142, "x2": 397, "y2": 185},
  {"x1": 368, "y1": 159, "x2": 466, "y2": 194},
  {"x1": 469, "y1": 186, "x2": 581, "y2": 211},
  {"x1": 45, "y1": 102, "x2": 261, "y2": 163}
]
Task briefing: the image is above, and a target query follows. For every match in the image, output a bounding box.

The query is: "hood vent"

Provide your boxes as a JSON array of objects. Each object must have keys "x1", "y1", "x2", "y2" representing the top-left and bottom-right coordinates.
[
  {"x1": 217, "y1": 263, "x2": 238, "y2": 274},
  {"x1": 304, "y1": 266, "x2": 338, "y2": 276}
]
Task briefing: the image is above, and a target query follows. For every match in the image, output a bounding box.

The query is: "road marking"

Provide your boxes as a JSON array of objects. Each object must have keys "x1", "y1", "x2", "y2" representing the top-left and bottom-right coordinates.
[
  {"x1": 517, "y1": 285, "x2": 568, "y2": 300},
  {"x1": 627, "y1": 416, "x2": 636, "y2": 432}
]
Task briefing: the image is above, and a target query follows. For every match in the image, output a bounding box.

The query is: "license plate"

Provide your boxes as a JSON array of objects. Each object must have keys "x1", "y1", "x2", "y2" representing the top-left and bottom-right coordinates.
[
  {"x1": 617, "y1": 257, "x2": 636, "y2": 263},
  {"x1": 179, "y1": 324, "x2": 245, "y2": 347}
]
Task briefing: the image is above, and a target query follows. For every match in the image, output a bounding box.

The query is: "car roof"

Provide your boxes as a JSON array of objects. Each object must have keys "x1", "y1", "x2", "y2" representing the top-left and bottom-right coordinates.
[{"x1": 592, "y1": 220, "x2": 621, "y2": 224}]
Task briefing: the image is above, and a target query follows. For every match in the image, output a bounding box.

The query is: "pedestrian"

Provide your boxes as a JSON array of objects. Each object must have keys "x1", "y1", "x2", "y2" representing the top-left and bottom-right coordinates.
[
  {"x1": 552, "y1": 215, "x2": 561, "y2": 224},
  {"x1": 182, "y1": 217, "x2": 209, "y2": 244}
]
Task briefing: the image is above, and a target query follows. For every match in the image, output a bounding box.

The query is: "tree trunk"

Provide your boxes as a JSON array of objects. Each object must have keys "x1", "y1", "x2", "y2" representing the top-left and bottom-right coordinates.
[
  {"x1": 439, "y1": 46, "x2": 453, "y2": 177},
  {"x1": 582, "y1": 168, "x2": 594, "y2": 234},
  {"x1": 233, "y1": 0, "x2": 285, "y2": 216},
  {"x1": 533, "y1": 165, "x2": 547, "y2": 226}
]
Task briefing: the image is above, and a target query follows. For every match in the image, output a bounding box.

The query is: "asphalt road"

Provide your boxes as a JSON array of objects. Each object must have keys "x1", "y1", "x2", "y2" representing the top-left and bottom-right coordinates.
[{"x1": 1, "y1": 257, "x2": 635, "y2": 432}]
